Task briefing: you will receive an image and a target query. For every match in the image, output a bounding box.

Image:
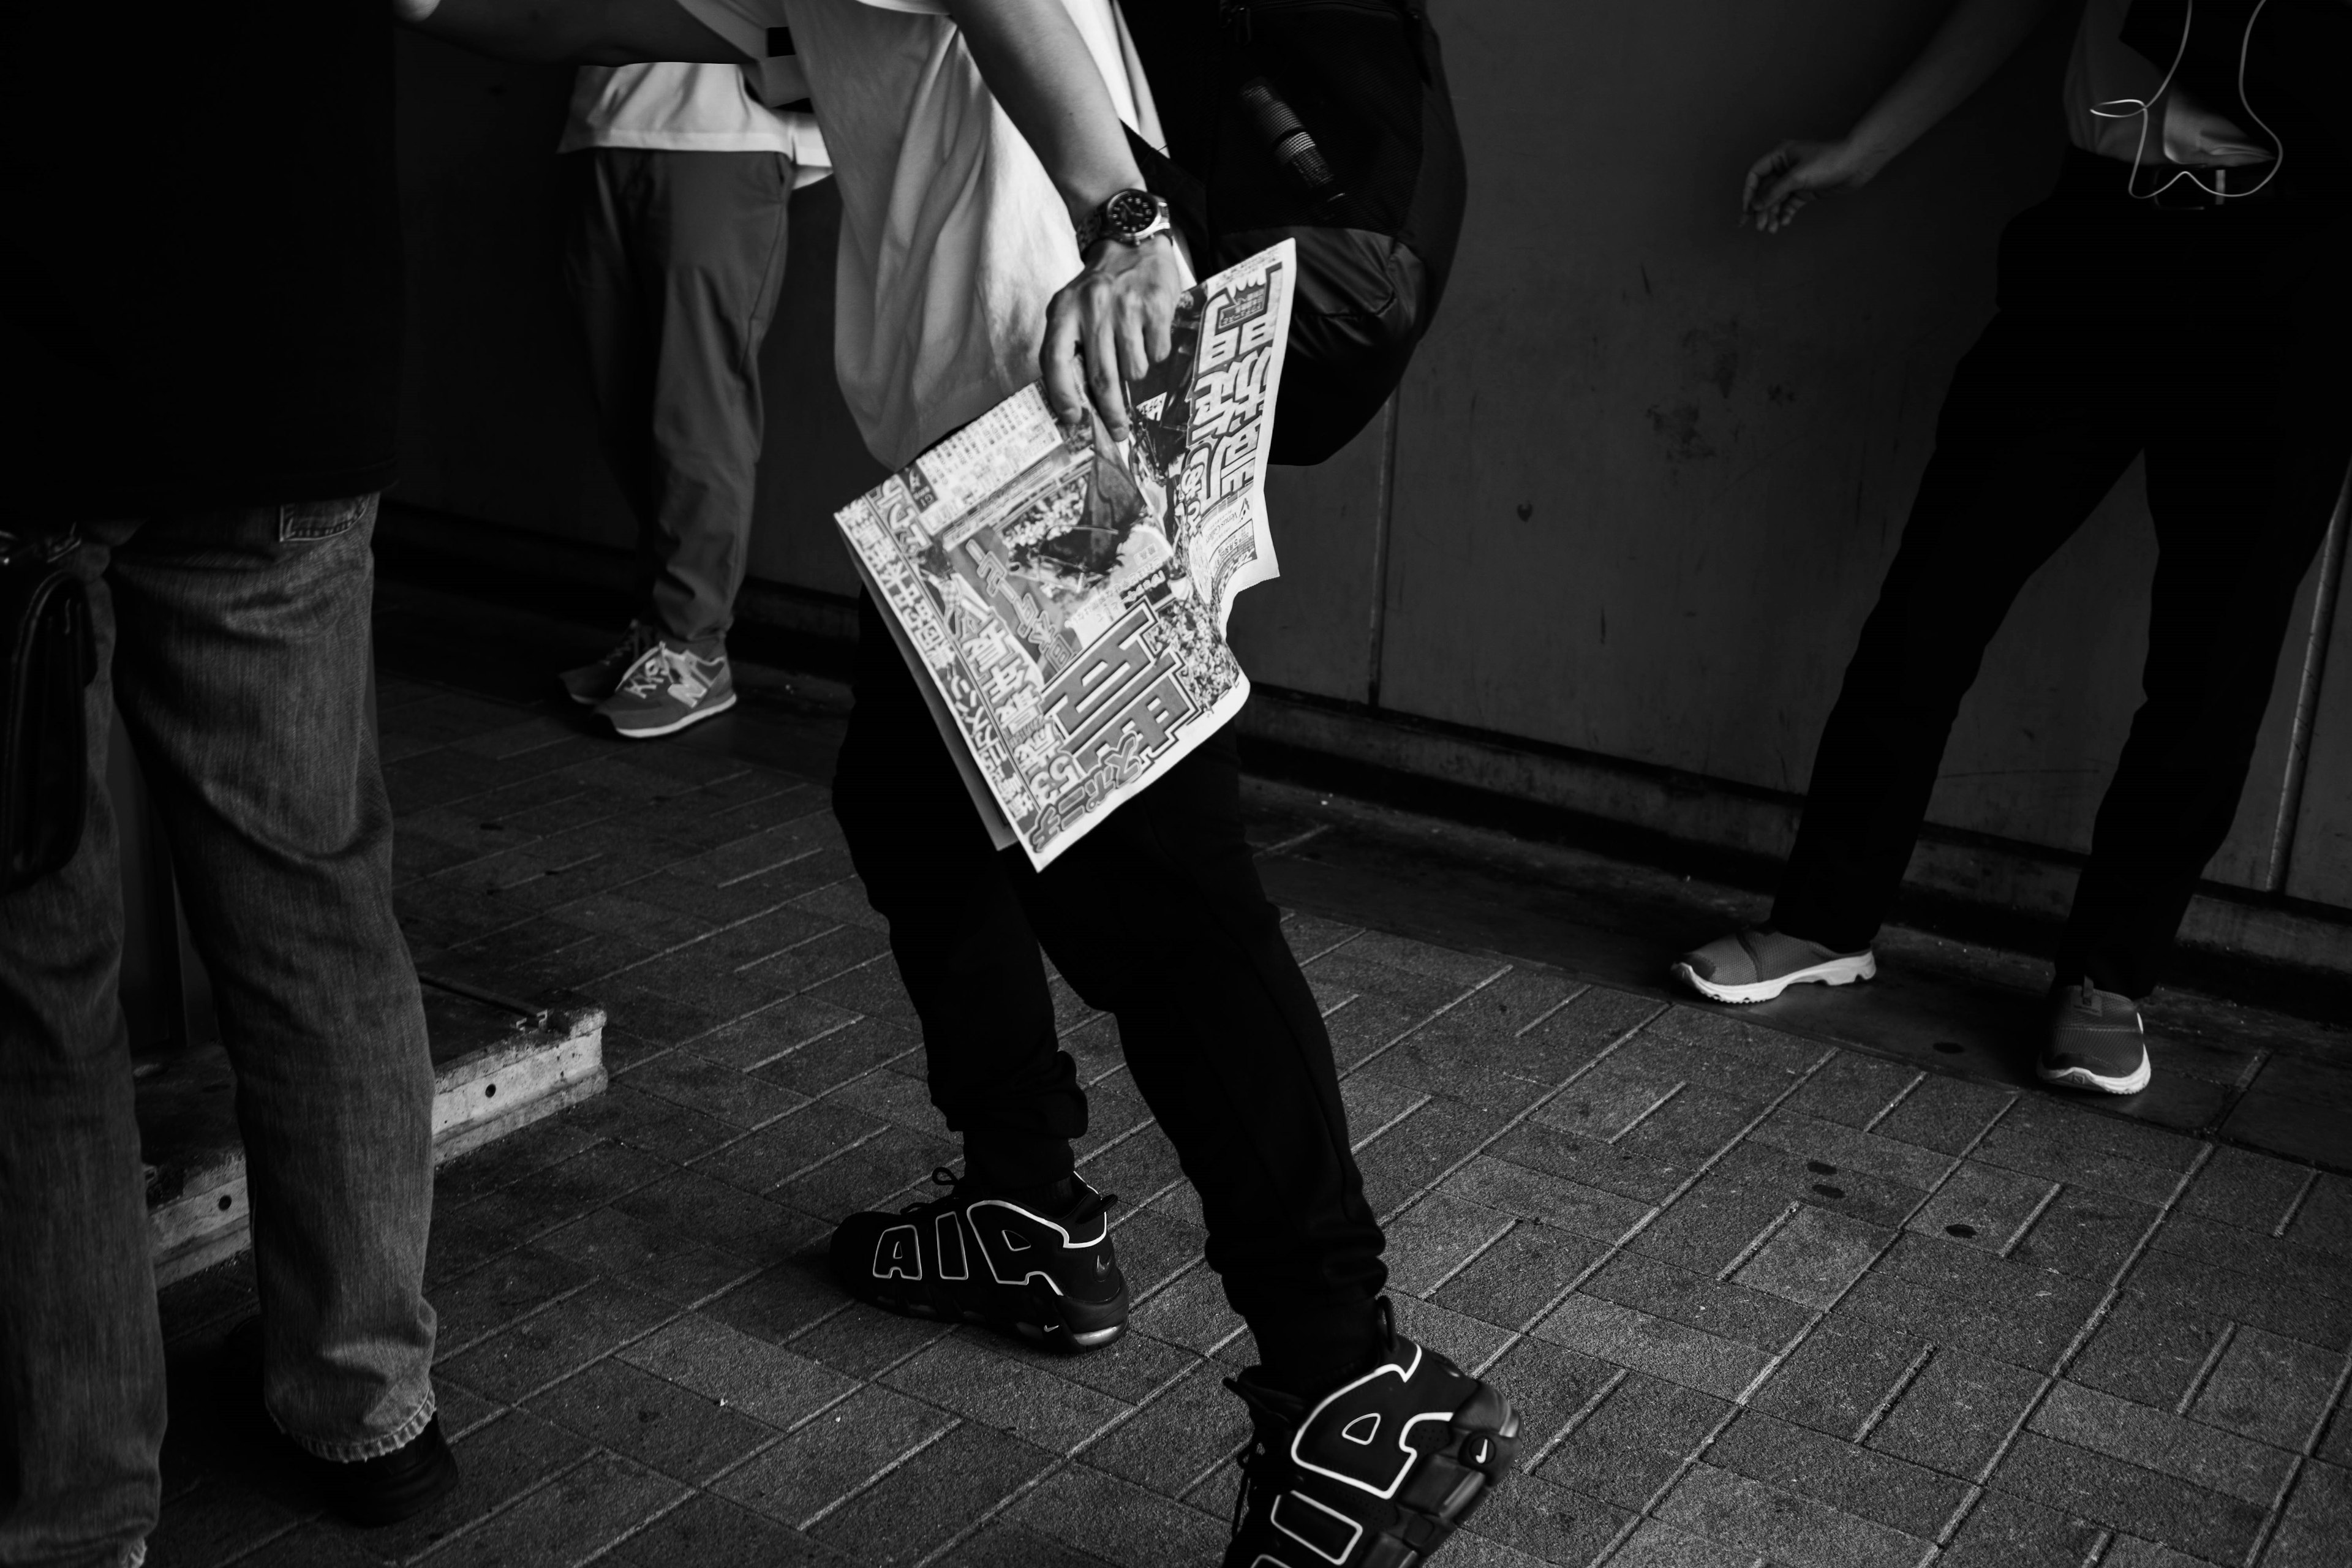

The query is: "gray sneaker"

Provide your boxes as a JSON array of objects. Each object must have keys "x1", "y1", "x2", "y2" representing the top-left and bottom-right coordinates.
[
  {"x1": 1672, "y1": 927, "x2": 1877, "y2": 1004},
  {"x1": 559, "y1": 621, "x2": 661, "y2": 707},
  {"x1": 2037, "y1": 981, "x2": 2151, "y2": 1095},
  {"x1": 595, "y1": 639, "x2": 737, "y2": 739}
]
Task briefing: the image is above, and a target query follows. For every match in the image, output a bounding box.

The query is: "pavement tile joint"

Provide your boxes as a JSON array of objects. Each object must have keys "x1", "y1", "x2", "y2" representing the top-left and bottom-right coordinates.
[{"x1": 149, "y1": 670, "x2": 2352, "y2": 1568}]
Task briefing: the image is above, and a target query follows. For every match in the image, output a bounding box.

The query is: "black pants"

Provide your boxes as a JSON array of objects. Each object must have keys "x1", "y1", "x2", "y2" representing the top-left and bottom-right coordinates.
[
  {"x1": 1775, "y1": 153, "x2": 2352, "y2": 997},
  {"x1": 832, "y1": 598, "x2": 1385, "y2": 1367}
]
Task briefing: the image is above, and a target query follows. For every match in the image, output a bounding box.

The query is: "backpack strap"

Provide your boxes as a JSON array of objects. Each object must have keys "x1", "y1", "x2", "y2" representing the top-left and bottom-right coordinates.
[{"x1": 1125, "y1": 126, "x2": 1212, "y2": 265}]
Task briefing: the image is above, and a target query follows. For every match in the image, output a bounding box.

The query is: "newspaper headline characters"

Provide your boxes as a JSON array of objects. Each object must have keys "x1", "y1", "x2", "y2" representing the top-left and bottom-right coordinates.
[{"x1": 835, "y1": 243, "x2": 1297, "y2": 867}]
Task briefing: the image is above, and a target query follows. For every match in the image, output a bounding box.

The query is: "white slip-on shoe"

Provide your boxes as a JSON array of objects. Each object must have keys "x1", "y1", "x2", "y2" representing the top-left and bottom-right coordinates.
[
  {"x1": 2036, "y1": 980, "x2": 2152, "y2": 1096},
  {"x1": 1671, "y1": 927, "x2": 1877, "y2": 1004}
]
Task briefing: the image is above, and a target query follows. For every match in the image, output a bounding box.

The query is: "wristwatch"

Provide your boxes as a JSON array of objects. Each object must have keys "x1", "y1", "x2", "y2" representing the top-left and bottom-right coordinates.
[{"x1": 1076, "y1": 189, "x2": 1172, "y2": 253}]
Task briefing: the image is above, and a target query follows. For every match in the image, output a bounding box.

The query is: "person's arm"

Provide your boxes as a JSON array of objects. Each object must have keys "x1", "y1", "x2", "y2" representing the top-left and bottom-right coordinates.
[
  {"x1": 1742, "y1": 0, "x2": 2060, "y2": 233},
  {"x1": 398, "y1": 0, "x2": 1177, "y2": 433},
  {"x1": 391, "y1": 0, "x2": 743, "y2": 68},
  {"x1": 945, "y1": 0, "x2": 1185, "y2": 439}
]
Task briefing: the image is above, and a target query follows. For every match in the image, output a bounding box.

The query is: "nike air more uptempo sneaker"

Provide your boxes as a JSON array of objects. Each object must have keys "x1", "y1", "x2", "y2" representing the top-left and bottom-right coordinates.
[
  {"x1": 828, "y1": 1169, "x2": 1129, "y2": 1352},
  {"x1": 1672, "y1": 926, "x2": 1877, "y2": 1004},
  {"x1": 1223, "y1": 1300, "x2": 1519, "y2": 1568},
  {"x1": 2037, "y1": 980, "x2": 2152, "y2": 1095}
]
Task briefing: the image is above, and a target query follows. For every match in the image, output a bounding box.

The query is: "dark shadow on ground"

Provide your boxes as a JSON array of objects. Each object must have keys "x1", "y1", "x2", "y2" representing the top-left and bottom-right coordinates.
[{"x1": 374, "y1": 571, "x2": 2352, "y2": 1173}]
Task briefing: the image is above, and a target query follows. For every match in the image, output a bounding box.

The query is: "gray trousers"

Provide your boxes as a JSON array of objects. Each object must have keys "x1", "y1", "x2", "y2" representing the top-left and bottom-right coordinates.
[{"x1": 564, "y1": 148, "x2": 794, "y2": 652}]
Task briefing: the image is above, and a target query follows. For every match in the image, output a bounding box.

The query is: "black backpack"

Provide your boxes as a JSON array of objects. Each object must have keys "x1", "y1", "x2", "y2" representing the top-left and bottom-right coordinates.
[{"x1": 1124, "y1": 0, "x2": 1468, "y2": 466}]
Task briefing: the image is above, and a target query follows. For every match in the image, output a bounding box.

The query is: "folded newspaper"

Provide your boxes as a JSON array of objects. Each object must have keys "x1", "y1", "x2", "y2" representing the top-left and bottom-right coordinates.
[{"x1": 836, "y1": 241, "x2": 1296, "y2": 869}]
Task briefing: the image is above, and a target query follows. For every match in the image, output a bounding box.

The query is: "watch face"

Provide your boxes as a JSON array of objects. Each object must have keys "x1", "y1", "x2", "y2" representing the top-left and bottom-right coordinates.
[{"x1": 1105, "y1": 190, "x2": 1161, "y2": 239}]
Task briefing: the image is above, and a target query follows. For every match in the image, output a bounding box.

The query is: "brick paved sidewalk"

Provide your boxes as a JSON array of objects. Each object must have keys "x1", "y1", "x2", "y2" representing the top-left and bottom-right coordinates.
[{"x1": 149, "y1": 672, "x2": 2352, "y2": 1568}]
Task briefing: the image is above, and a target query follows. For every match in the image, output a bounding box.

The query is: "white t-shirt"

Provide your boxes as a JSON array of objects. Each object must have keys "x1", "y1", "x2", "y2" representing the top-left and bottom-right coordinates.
[
  {"x1": 2063, "y1": 0, "x2": 2271, "y2": 168},
  {"x1": 560, "y1": 61, "x2": 832, "y2": 177},
  {"x1": 675, "y1": 0, "x2": 1166, "y2": 469}
]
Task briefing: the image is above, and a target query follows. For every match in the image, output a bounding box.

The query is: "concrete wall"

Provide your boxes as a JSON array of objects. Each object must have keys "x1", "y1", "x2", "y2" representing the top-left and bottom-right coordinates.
[
  {"x1": 1224, "y1": 0, "x2": 2348, "y2": 914},
  {"x1": 389, "y1": 4, "x2": 2349, "y2": 941}
]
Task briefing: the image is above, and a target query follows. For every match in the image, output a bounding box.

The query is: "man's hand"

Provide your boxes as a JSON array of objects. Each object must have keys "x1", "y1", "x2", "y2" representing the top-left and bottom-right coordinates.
[
  {"x1": 944, "y1": 0, "x2": 1185, "y2": 437},
  {"x1": 1740, "y1": 0, "x2": 2058, "y2": 238},
  {"x1": 1040, "y1": 235, "x2": 1185, "y2": 441},
  {"x1": 1741, "y1": 138, "x2": 1880, "y2": 233}
]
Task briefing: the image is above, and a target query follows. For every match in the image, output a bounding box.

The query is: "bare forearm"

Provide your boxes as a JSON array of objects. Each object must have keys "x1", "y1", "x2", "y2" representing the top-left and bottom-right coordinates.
[
  {"x1": 944, "y1": 0, "x2": 1142, "y2": 222},
  {"x1": 394, "y1": 0, "x2": 744, "y2": 67},
  {"x1": 1843, "y1": 0, "x2": 2058, "y2": 178}
]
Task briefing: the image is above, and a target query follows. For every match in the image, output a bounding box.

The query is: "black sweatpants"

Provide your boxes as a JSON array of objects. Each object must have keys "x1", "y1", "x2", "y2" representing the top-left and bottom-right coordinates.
[
  {"x1": 832, "y1": 597, "x2": 1387, "y2": 1371},
  {"x1": 1774, "y1": 152, "x2": 2352, "y2": 998}
]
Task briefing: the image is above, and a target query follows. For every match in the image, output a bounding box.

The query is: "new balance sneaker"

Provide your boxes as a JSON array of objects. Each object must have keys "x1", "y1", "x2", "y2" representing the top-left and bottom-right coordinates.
[
  {"x1": 1223, "y1": 1301, "x2": 1518, "y2": 1568},
  {"x1": 595, "y1": 639, "x2": 737, "y2": 739},
  {"x1": 2038, "y1": 980, "x2": 2152, "y2": 1095},
  {"x1": 559, "y1": 620, "x2": 661, "y2": 707},
  {"x1": 1672, "y1": 926, "x2": 1877, "y2": 1004},
  {"x1": 828, "y1": 1168, "x2": 1129, "y2": 1352}
]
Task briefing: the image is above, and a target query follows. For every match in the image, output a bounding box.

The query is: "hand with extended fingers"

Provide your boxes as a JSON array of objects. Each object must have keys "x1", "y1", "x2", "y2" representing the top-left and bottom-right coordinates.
[
  {"x1": 1041, "y1": 234, "x2": 1186, "y2": 442},
  {"x1": 1741, "y1": 137, "x2": 1882, "y2": 233}
]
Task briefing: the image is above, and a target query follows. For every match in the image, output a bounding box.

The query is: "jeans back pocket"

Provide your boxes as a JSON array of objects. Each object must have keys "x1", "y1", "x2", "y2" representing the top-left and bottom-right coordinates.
[{"x1": 280, "y1": 493, "x2": 379, "y2": 543}]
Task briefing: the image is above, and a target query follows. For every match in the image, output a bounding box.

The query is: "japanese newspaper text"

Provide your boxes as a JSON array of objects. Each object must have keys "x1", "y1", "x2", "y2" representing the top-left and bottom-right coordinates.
[{"x1": 835, "y1": 241, "x2": 1296, "y2": 869}]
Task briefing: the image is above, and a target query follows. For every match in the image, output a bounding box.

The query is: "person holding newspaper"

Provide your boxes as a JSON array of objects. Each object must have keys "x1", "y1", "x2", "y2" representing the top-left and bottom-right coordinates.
[{"x1": 401, "y1": 2, "x2": 1518, "y2": 1564}]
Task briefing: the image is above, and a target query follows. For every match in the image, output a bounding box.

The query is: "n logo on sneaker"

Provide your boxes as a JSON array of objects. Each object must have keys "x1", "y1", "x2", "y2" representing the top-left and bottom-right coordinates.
[{"x1": 873, "y1": 1224, "x2": 921, "y2": 1281}]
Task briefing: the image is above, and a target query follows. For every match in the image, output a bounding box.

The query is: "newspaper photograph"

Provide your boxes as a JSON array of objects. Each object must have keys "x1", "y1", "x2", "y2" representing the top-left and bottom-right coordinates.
[{"x1": 835, "y1": 241, "x2": 1297, "y2": 869}]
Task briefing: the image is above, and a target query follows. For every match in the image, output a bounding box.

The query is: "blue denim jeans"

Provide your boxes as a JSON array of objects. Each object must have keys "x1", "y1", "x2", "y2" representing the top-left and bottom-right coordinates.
[{"x1": 0, "y1": 497, "x2": 438, "y2": 1567}]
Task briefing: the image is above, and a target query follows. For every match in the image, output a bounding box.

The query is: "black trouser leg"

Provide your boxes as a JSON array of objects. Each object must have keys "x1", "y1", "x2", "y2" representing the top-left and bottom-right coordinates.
[
  {"x1": 2056, "y1": 457, "x2": 2346, "y2": 997},
  {"x1": 1011, "y1": 705, "x2": 1386, "y2": 1375},
  {"x1": 1772, "y1": 301, "x2": 2142, "y2": 951},
  {"x1": 1777, "y1": 169, "x2": 2349, "y2": 992},
  {"x1": 564, "y1": 151, "x2": 657, "y2": 529},
  {"x1": 832, "y1": 600, "x2": 1084, "y2": 1190},
  {"x1": 2059, "y1": 215, "x2": 2352, "y2": 997},
  {"x1": 832, "y1": 598, "x2": 1385, "y2": 1373}
]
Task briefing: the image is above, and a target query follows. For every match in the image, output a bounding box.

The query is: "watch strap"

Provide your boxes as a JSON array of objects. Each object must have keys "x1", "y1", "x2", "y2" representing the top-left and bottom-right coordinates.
[{"x1": 1076, "y1": 189, "x2": 1170, "y2": 252}]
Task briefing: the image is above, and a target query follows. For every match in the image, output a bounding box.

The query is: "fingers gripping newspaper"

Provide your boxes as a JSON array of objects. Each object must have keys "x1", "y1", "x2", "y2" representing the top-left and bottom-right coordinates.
[{"x1": 837, "y1": 242, "x2": 1295, "y2": 870}]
